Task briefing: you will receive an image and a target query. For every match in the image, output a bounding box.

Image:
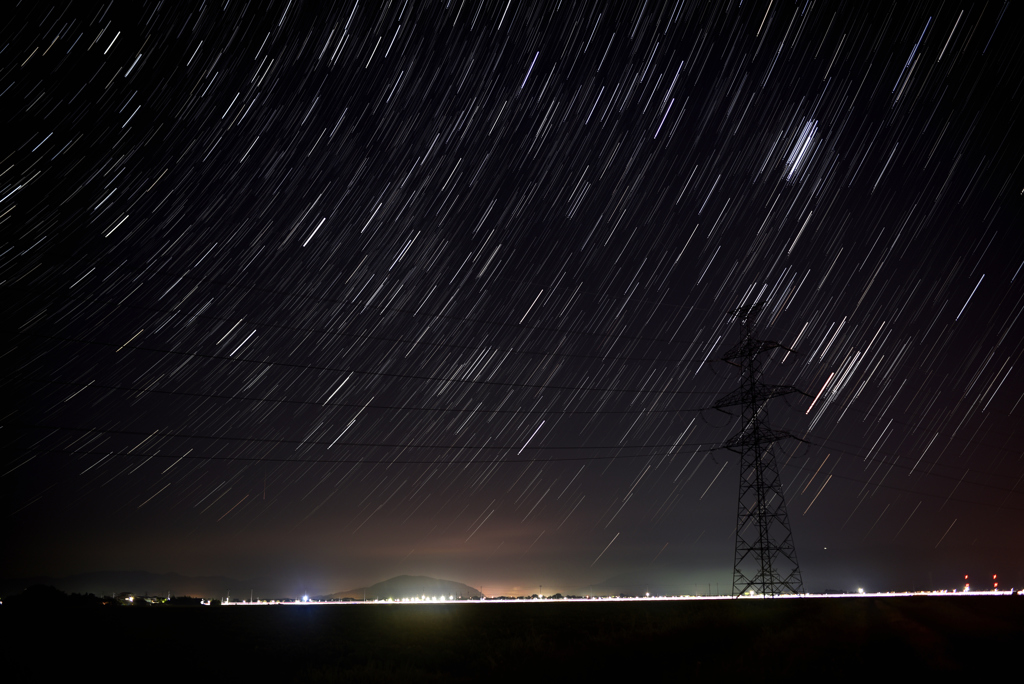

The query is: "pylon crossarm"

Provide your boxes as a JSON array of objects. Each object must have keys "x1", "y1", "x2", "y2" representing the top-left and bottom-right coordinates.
[{"x1": 712, "y1": 383, "x2": 805, "y2": 410}]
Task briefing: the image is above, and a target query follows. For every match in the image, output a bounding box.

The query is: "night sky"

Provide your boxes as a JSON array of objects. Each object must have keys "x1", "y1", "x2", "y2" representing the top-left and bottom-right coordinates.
[{"x1": 4, "y1": 0, "x2": 1023, "y2": 598}]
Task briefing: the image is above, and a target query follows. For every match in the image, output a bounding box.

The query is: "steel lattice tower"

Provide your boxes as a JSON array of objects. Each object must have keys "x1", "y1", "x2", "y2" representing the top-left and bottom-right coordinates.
[{"x1": 713, "y1": 304, "x2": 804, "y2": 596}]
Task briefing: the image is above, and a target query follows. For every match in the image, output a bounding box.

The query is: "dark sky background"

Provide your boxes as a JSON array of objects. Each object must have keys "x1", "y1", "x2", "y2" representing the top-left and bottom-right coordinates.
[{"x1": 3, "y1": 0, "x2": 1023, "y2": 597}]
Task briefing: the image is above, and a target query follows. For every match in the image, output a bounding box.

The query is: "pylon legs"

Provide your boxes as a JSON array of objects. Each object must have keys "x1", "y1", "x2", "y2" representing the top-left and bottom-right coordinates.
[{"x1": 732, "y1": 442, "x2": 802, "y2": 596}]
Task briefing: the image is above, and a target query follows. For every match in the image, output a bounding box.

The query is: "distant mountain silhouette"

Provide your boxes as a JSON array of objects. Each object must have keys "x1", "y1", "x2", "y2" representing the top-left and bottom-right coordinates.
[{"x1": 322, "y1": 575, "x2": 482, "y2": 600}]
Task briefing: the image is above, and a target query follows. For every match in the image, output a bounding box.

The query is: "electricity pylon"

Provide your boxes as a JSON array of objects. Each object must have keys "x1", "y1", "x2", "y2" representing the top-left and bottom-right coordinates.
[{"x1": 713, "y1": 303, "x2": 805, "y2": 596}]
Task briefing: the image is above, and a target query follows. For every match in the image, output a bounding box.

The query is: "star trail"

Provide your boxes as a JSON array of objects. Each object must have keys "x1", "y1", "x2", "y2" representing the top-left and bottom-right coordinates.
[{"x1": 3, "y1": 0, "x2": 1022, "y2": 595}]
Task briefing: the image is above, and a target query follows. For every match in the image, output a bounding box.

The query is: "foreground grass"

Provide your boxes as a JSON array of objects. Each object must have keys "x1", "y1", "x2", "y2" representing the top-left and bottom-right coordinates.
[{"x1": 4, "y1": 596, "x2": 1022, "y2": 681}]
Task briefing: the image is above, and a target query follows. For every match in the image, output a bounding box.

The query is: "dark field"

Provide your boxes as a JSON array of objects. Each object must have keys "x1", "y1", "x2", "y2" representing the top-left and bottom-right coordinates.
[{"x1": 4, "y1": 596, "x2": 1022, "y2": 681}]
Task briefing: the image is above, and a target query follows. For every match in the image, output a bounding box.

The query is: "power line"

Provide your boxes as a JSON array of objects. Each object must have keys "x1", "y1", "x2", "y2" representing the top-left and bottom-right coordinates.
[
  {"x1": 21, "y1": 417, "x2": 1014, "y2": 495},
  {"x1": 12, "y1": 394, "x2": 1021, "y2": 488},
  {"x1": 806, "y1": 400, "x2": 1024, "y2": 459},
  {"x1": 7, "y1": 329, "x2": 725, "y2": 396},
  {"x1": 12, "y1": 443, "x2": 1023, "y2": 513},
  {"x1": 3, "y1": 374, "x2": 713, "y2": 415},
  {"x1": 17, "y1": 443, "x2": 720, "y2": 466},
  {"x1": 16, "y1": 422, "x2": 724, "y2": 453},
  {"x1": 1, "y1": 281, "x2": 717, "y2": 366},
  {"x1": 9, "y1": 384, "x2": 1020, "y2": 493},
  {"x1": 10, "y1": 374, "x2": 1018, "y2": 481},
  {"x1": 785, "y1": 450, "x2": 1024, "y2": 511},
  {"x1": 798, "y1": 438, "x2": 1022, "y2": 493},
  {"x1": 5, "y1": 256, "x2": 726, "y2": 348}
]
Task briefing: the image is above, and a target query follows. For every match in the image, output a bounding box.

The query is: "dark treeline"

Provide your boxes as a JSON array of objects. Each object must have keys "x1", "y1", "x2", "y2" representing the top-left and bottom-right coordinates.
[{"x1": 2, "y1": 584, "x2": 214, "y2": 607}]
